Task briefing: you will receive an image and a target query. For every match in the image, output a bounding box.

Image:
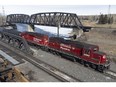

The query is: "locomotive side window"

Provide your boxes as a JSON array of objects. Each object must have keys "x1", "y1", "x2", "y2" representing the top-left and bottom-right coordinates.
[
  {"x1": 83, "y1": 49, "x2": 90, "y2": 57},
  {"x1": 93, "y1": 47, "x2": 98, "y2": 52}
]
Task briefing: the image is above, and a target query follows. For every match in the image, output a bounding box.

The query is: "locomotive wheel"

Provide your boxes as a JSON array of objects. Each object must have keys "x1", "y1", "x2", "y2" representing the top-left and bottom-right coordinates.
[
  {"x1": 19, "y1": 43, "x2": 25, "y2": 50},
  {"x1": 41, "y1": 46, "x2": 45, "y2": 51},
  {"x1": 84, "y1": 61, "x2": 89, "y2": 67},
  {"x1": 50, "y1": 50, "x2": 56, "y2": 55},
  {"x1": 97, "y1": 65, "x2": 104, "y2": 73},
  {"x1": 73, "y1": 58, "x2": 76, "y2": 62},
  {"x1": 79, "y1": 60, "x2": 84, "y2": 65},
  {"x1": 0, "y1": 33, "x2": 3, "y2": 39},
  {"x1": 5, "y1": 36, "x2": 10, "y2": 43},
  {"x1": 44, "y1": 47, "x2": 48, "y2": 52},
  {"x1": 56, "y1": 52, "x2": 61, "y2": 57},
  {"x1": 91, "y1": 64, "x2": 97, "y2": 69},
  {"x1": 3, "y1": 36, "x2": 7, "y2": 42},
  {"x1": 9, "y1": 39, "x2": 14, "y2": 45},
  {"x1": 48, "y1": 49, "x2": 52, "y2": 53},
  {"x1": 1, "y1": 35, "x2": 5, "y2": 41},
  {"x1": 52, "y1": 51, "x2": 57, "y2": 55},
  {"x1": 7, "y1": 37, "x2": 11, "y2": 43},
  {"x1": 14, "y1": 39, "x2": 20, "y2": 48}
]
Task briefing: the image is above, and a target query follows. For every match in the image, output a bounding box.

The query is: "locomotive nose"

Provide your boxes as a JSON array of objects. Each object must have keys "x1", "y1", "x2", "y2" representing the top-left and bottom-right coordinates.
[
  {"x1": 106, "y1": 55, "x2": 110, "y2": 63},
  {"x1": 104, "y1": 55, "x2": 110, "y2": 69}
]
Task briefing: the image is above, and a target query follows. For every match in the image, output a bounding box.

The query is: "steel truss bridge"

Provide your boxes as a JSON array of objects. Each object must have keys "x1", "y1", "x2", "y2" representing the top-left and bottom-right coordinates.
[
  {"x1": 6, "y1": 12, "x2": 91, "y2": 32},
  {"x1": 6, "y1": 14, "x2": 30, "y2": 24}
]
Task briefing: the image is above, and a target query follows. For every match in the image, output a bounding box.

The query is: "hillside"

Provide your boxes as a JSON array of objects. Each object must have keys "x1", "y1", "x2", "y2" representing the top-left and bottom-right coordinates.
[{"x1": 79, "y1": 14, "x2": 116, "y2": 28}]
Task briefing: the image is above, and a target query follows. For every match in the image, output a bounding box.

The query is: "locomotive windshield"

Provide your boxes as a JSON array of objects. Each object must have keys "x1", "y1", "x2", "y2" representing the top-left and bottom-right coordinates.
[{"x1": 83, "y1": 49, "x2": 90, "y2": 57}]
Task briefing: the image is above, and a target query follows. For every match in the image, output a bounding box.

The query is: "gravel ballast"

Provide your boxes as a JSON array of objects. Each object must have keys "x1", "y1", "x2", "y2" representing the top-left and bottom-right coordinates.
[{"x1": 31, "y1": 47, "x2": 116, "y2": 82}]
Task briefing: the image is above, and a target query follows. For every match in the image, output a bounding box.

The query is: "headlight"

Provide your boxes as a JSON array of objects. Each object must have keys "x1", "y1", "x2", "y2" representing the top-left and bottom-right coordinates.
[{"x1": 103, "y1": 55, "x2": 106, "y2": 59}]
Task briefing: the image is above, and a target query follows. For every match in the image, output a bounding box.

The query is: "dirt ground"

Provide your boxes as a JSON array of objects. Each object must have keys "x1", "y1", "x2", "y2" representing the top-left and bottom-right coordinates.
[{"x1": 83, "y1": 28, "x2": 116, "y2": 60}]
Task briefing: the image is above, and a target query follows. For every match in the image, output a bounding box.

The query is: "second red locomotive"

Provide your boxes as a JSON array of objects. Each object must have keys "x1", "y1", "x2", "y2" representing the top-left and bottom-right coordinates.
[{"x1": 20, "y1": 31, "x2": 110, "y2": 72}]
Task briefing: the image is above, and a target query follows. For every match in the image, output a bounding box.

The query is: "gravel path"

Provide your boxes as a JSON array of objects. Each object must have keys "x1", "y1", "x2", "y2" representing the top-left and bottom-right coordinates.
[{"x1": 31, "y1": 47, "x2": 116, "y2": 82}]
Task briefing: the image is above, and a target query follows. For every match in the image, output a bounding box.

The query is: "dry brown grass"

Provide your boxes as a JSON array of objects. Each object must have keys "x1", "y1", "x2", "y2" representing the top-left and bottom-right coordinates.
[
  {"x1": 82, "y1": 20, "x2": 116, "y2": 29},
  {"x1": 94, "y1": 24, "x2": 116, "y2": 29}
]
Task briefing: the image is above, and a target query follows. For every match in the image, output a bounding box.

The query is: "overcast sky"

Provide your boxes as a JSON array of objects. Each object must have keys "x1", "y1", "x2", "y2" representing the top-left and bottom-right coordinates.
[{"x1": 0, "y1": 5, "x2": 116, "y2": 16}]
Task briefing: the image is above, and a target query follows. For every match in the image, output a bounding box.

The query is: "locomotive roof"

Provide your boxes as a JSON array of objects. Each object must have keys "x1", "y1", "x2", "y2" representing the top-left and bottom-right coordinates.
[
  {"x1": 66, "y1": 40, "x2": 98, "y2": 49},
  {"x1": 94, "y1": 51, "x2": 105, "y2": 55},
  {"x1": 78, "y1": 41, "x2": 98, "y2": 49},
  {"x1": 49, "y1": 37, "x2": 64, "y2": 41},
  {"x1": 25, "y1": 32, "x2": 48, "y2": 37},
  {"x1": 49, "y1": 37, "x2": 98, "y2": 49}
]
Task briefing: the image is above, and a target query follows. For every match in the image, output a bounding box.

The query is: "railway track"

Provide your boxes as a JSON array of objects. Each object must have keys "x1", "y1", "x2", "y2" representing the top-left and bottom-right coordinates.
[
  {"x1": 105, "y1": 70, "x2": 116, "y2": 79},
  {"x1": 0, "y1": 40, "x2": 81, "y2": 82}
]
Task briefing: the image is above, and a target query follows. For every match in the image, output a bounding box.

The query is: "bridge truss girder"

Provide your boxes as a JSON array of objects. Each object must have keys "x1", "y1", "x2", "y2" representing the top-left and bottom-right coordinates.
[
  {"x1": 6, "y1": 14, "x2": 30, "y2": 24},
  {"x1": 30, "y1": 12, "x2": 83, "y2": 29}
]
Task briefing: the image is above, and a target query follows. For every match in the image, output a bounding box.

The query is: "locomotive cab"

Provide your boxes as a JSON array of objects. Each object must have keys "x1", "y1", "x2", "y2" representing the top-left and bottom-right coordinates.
[
  {"x1": 92, "y1": 51, "x2": 110, "y2": 69},
  {"x1": 82, "y1": 44, "x2": 110, "y2": 71}
]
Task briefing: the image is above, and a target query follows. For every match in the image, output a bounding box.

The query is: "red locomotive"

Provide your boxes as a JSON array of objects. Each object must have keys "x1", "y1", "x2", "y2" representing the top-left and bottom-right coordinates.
[
  {"x1": 21, "y1": 32, "x2": 49, "y2": 47},
  {"x1": 20, "y1": 31, "x2": 110, "y2": 72}
]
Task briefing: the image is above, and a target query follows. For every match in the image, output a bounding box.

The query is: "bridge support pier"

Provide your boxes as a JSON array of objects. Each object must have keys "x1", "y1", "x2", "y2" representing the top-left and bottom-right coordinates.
[
  {"x1": 69, "y1": 28, "x2": 84, "y2": 40},
  {"x1": 28, "y1": 24, "x2": 34, "y2": 32},
  {"x1": 57, "y1": 23, "x2": 60, "y2": 37}
]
